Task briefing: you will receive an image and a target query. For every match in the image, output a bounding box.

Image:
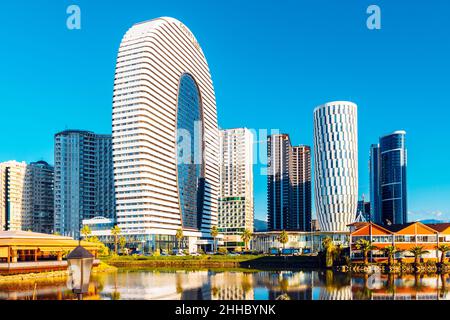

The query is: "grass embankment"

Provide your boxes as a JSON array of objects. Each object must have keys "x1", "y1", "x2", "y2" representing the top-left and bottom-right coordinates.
[
  {"x1": 102, "y1": 254, "x2": 322, "y2": 270},
  {"x1": 102, "y1": 255, "x2": 265, "y2": 268}
]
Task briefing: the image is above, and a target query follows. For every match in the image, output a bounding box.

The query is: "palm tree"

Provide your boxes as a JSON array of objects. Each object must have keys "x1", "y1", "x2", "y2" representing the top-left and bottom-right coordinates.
[
  {"x1": 322, "y1": 237, "x2": 335, "y2": 268},
  {"x1": 111, "y1": 225, "x2": 121, "y2": 255},
  {"x1": 210, "y1": 226, "x2": 219, "y2": 253},
  {"x1": 384, "y1": 245, "x2": 398, "y2": 266},
  {"x1": 119, "y1": 236, "x2": 127, "y2": 255},
  {"x1": 176, "y1": 228, "x2": 184, "y2": 251},
  {"x1": 408, "y1": 246, "x2": 430, "y2": 267},
  {"x1": 80, "y1": 225, "x2": 92, "y2": 239},
  {"x1": 333, "y1": 244, "x2": 343, "y2": 265},
  {"x1": 437, "y1": 244, "x2": 450, "y2": 264},
  {"x1": 440, "y1": 274, "x2": 448, "y2": 299},
  {"x1": 355, "y1": 239, "x2": 377, "y2": 265},
  {"x1": 241, "y1": 229, "x2": 253, "y2": 251},
  {"x1": 278, "y1": 230, "x2": 289, "y2": 252}
]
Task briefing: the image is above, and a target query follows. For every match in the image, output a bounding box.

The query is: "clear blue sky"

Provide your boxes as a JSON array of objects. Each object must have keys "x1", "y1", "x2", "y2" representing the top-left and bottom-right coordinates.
[{"x1": 1, "y1": 1, "x2": 449, "y2": 222}]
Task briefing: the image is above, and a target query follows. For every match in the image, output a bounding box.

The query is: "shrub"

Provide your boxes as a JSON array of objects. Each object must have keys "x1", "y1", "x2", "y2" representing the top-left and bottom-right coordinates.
[
  {"x1": 425, "y1": 260, "x2": 436, "y2": 267},
  {"x1": 218, "y1": 247, "x2": 228, "y2": 255}
]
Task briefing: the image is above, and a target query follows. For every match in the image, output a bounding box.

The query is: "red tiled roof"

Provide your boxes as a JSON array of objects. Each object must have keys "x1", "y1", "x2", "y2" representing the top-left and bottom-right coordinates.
[
  {"x1": 426, "y1": 223, "x2": 450, "y2": 232},
  {"x1": 382, "y1": 222, "x2": 416, "y2": 232}
]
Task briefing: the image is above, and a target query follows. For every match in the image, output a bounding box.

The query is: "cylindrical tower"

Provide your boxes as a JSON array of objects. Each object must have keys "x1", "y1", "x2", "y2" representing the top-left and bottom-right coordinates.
[{"x1": 313, "y1": 101, "x2": 358, "y2": 232}]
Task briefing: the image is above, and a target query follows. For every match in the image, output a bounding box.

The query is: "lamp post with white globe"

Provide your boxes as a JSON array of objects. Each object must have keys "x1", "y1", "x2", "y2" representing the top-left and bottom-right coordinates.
[{"x1": 66, "y1": 245, "x2": 94, "y2": 300}]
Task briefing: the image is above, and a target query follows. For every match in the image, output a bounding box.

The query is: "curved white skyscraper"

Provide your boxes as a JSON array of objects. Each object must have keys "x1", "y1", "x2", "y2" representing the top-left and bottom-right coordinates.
[
  {"x1": 112, "y1": 17, "x2": 219, "y2": 253},
  {"x1": 313, "y1": 101, "x2": 358, "y2": 232}
]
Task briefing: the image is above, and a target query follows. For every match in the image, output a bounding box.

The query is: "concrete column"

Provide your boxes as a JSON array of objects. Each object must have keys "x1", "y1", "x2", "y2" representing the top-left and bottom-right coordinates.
[{"x1": 11, "y1": 250, "x2": 18, "y2": 263}]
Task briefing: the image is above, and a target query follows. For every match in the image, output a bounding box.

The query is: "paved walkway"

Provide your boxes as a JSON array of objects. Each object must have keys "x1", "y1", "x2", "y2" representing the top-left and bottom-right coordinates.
[{"x1": 0, "y1": 260, "x2": 68, "y2": 271}]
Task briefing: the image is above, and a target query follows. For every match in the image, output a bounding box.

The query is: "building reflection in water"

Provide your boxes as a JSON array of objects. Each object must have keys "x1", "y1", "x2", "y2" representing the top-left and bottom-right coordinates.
[{"x1": 0, "y1": 270, "x2": 449, "y2": 300}]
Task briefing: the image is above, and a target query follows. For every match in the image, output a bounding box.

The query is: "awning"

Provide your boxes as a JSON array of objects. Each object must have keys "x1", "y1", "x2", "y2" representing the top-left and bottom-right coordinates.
[{"x1": 11, "y1": 247, "x2": 40, "y2": 251}]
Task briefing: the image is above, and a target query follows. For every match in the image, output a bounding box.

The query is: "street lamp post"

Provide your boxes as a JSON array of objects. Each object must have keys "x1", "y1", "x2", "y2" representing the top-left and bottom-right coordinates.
[{"x1": 67, "y1": 245, "x2": 95, "y2": 300}]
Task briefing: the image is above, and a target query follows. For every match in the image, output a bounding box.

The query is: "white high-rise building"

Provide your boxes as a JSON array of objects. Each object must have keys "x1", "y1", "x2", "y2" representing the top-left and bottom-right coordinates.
[
  {"x1": 313, "y1": 101, "x2": 358, "y2": 232},
  {"x1": 0, "y1": 161, "x2": 28, "y2": 231},
  {"x1": 218, "y1": 128, "x2": 254, "y2": 250},
  {"x1": 112, "y1": 17, "x2": 219, "y2": 253}
]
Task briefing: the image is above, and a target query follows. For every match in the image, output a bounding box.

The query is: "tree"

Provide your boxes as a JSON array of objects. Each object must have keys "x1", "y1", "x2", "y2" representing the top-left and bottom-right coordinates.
[
  {"x1": 241, "y1": 229, "x2": 253, "y2": 251},
  {"x1": 80, "y1": 225, "x2": 92, "y2": 239},
  {"x1": 384, "y1": 245, "x2": 398, "y2": 266},
  {"x1": 210, "y1": 226, "x2": 219, "y2": 253},
  {"x1": 278, "y1": 230, "x2": 289, "y2": 252},
  {"x1": 355, "y1": 239, "x2": 377, "y2": 265},
  {"x1": 408, "y1": 246, "x2": 430, "y2": 266},
  {"x1": 437, "y1": 244, "x2": 450, "y2": 264},
  {"x1": 176, "y1": 228, "x2": 184, "y2": 251},
  {"x1": 322, "y1": 237, "x2": 335, "y2": 268},
  {"x1": 111, "y1": 225, "x2": 121, "y2": 255},
  {"x1": 119, "y1": 236, "x2": 127, "y2": 255},
  {"x1": 86, "y1": 235, "x2": 109, "y2": 256}
]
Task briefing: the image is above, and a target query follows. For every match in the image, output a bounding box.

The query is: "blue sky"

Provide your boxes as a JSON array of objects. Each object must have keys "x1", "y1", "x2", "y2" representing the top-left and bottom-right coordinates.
[{"x1": 0, "y1": 1, "x2": 449, "y2": 222}]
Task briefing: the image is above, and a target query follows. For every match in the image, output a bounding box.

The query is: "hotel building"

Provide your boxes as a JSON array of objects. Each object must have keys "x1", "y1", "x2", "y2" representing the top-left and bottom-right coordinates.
[
  {"x1": 290, "y1": 146, "x2": 312, "y2": 231},
  {"x1": 0, "y1": 161, "x2": 55, "y2": 233},
  {"x1": 369, "y1": 144, "x2": 381, "y2": 223},
  {"x1": 54, "y1": 130, "x2": 115, "y2": 238},
  {"x1": 349, "y1": 221, "x2": 450, "y2": 263},
  {"x1": 218, "y1": 128, "x2": 254, "y2": 250},
  {"x1": 370, "y1": 131, "x2": 408, "y2": 225},
  {"x1": 267, "y1": 134, "x2": 311, "y2": 231},
  {"x1": 26, "y1": 161, "x2": 54, "y2": 234},
  {"x1": 0, "y1": 161, "x2": 28, "y2": 231},
  {"x1": 112, "y1": 17, "x2": 219, "y2": 253},
  {"x1": 313, "y1": 101, "x2": 358, "y2": 232}
]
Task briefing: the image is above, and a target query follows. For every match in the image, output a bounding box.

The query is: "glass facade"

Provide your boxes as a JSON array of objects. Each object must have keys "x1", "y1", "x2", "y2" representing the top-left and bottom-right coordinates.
[
  {"x1": 54, "y1": 130, "x2": 115, "y2": 238},
  {"x1": 176, "y1": 73, "x2": 204, "y2": 230},
  {"x1": 379, "y1": 132, "x2": 407, "y2": 225}
]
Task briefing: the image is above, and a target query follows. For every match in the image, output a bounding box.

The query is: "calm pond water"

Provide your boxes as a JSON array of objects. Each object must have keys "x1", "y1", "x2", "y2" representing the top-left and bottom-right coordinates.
[{"x1": 1, "y1": 269, "x2": 449, "y2": 300}]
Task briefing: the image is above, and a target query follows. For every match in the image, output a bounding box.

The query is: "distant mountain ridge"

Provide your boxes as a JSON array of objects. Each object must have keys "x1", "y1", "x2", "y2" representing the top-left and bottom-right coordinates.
[
  {"x1": 254, "y1": 219, "x2": 268, "y2": 231},
  {"x1": 419, "y1": 219, "x2": 448, "y2": 224}
]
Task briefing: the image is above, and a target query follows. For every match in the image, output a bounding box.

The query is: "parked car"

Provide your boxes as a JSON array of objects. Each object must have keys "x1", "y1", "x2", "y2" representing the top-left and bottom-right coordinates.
[
  {"x1": 269, "y1": 248, "x2": 280, "y2": 255},
  {"x1": 281, "y1": 248, "x2": 301, "y2": 256}
]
